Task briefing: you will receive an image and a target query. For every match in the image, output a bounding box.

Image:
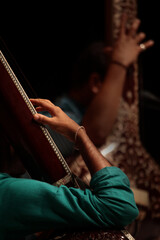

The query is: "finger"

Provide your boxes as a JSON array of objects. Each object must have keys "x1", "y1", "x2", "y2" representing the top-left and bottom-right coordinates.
[
  {"x1": 144, "y1": 40, "x2": 154, "y2": 49},
  {"x1": 35, "y1": 107, "x2": 47, "y2": 112},
  {"x1": 30, "y1": 98, "x2": 52, "y2": 106},
  {"x1": 119, "y1": 12, "x2": 128, "y2": 36},
  {"x1": 33, "y1": 113, "x2": 53, "y2": 126},
  {"x1": 30, "y1": 99, "x2": 55, "y2": 114},
  {"x1": 128, "y1": 18, "x2": 141, "y2": 37},
  {"x1": 139, "y1": 40, "x2": 154, "y2": 52},
  {"x1": 136, "y1": 32, "x2": 146, "y2": 44}
]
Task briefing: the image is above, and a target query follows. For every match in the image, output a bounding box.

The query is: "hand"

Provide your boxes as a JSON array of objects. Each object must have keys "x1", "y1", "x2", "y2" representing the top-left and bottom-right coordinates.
[
  {"x1": 30, "y1": 98, "x2": 79, "y2": 142},
  {"x1": 30, "y1": 98, "x2": 111, "y2": 175},
  {"x1": 111, "y1": 13, "x2": 154, "y2": 67}
]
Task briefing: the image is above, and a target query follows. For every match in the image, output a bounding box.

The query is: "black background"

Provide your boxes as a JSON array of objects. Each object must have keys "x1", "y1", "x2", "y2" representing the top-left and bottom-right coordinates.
[
  {"x1": 0, "y1": 1, "x2": 105, "y2": 99},
  {"x1": 0, "y1": 1, "x2": 159, "y2": 99},
  {"x1": 0, "y1": 1, "x2": 160, "y2": 162}
]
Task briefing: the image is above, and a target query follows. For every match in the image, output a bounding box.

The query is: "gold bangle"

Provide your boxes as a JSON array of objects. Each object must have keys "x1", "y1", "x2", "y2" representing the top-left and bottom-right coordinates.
[{"x1": 110, "y1": 60, "x2": 127, "y2": 70}]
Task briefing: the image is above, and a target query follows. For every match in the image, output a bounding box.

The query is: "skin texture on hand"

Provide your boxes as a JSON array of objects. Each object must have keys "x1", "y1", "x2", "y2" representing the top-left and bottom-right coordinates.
[
  {"x1": 30, "y1": 98, "x2": 111, "y2": 175},
  {"x1": 30, "y1": 98, "x2": 79, "y2": 143},
  {"x1": 111, "y1": 14, "x2": 154, "y2": 67}
]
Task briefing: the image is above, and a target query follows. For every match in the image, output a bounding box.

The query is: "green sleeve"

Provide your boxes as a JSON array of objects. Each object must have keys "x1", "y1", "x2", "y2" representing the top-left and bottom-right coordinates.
[{"x1": 0, "y1": 166, "x2": 139, "y2": 237}]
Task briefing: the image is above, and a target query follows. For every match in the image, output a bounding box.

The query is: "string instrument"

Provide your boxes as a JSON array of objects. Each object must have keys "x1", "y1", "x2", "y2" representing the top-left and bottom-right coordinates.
[
  {"x1": 0, "y1": 52, "x2": 77, "y2": 189},
  {"x1": 0, "y1": 1, "x2": 138, "y2": 238},
  {"x1": 0, "y1": 43, "x2": 135, "y2": 240},
  {"x1": 103, "y1": 0, "x2": 160, "y2": 223}
]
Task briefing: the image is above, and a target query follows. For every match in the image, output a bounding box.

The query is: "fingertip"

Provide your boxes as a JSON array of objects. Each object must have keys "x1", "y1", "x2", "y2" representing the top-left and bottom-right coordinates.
[
  {"x1": 30, "y1": 98, "x2": 35, "y2": 103},
  {"x1": 150, "y1": 40, "x2": 155, "y2": 45},
  {"x1": 33, "y1": 114, "x2": 39, "y2": 121},
  {"x1": 147, "y1": 40, "x2": 155, "y2": 49}
]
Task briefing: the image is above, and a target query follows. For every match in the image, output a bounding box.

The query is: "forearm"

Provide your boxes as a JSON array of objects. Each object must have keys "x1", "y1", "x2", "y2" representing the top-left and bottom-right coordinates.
[
  {"x1": 83, "y1": 63, "x2": 127, "y2": 146},
  {"x1": 76, "y1": 127, "x2": 111, "y2": 176},
  {"x1": 2, "y1": 167, "x2": 138, "y2": 235},
  {"x1": 31, "y1": 98, "x2": 111, "y2": 176}
]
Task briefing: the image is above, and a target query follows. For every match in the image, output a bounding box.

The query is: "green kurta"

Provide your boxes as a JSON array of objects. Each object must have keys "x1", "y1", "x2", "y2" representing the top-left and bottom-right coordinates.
[{"x1": 0, "y1": 167, "x2": 139, "y2": 240}]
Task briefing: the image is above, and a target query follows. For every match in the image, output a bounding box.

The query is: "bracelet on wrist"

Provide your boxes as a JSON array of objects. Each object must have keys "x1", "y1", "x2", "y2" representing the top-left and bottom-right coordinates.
[
  {"x1": 74, "y1": 126, "x2": 85, "y2": 150},
  {"x1": 110, "y1": 60, "x2": 128, "y2": 70}
]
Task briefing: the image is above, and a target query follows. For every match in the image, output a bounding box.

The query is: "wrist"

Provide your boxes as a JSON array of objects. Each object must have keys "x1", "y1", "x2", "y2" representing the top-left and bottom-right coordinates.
[
  {"x1": 110, "y1": 60, "x2": 128, "y2": 70},
  {"x1": 74, "y1": 126, "x2": 86, "y2": 150}
]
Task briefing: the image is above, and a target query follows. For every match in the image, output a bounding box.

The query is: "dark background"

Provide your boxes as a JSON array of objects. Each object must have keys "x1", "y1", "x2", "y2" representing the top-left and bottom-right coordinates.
[
  {"x1": 0, "y1": 1, "x2": 159, "y2": 98},
  {"x1": 0, "y1": 1, "x2": 105, "y2": 99},
  {"x1": 0, "y1": 1, "x2": 160, "y2": 162}
]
